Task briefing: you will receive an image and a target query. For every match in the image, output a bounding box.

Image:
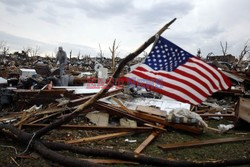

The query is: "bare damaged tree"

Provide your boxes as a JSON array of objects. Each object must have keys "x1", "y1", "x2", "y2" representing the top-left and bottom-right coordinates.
[
  {"x1": 23, "y1": 46, "x2": 32, "y2": 57},
  {"x1": 237, "y1": 39, "x2": 250, "y2": 66},
  {"x1": 220, "y1": 41, "x2": 228, "y2": 56},
  {"x1": 0, "y1": 41, "x2": 10, "y2": 56},
  {"x1": 109, "y1": 39, "x2": 120, "y2": 74},
  {"x1": 31, "y1": 46, "x2": 40, "y2": 57}
]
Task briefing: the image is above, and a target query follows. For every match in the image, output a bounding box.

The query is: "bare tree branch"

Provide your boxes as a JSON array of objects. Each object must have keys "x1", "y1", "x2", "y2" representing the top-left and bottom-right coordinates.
[
  {"x1": 220, "y1": 41, "x2": 227, "y2": 56},
  {"x1": 23, "y1": 47, "x2": 32, "y2": 57},
  {"x1": 237, "y1": 39, "x2": 250, "y2": 66},
  {"x1": 31, "y1": 46, "x2": 40, "y2": 57},
  {"x1": 109, "y1": 39, "x2": 120, "y2": 74},
  {"x1": 0, "y1": 41, "x2": 10, "y2": 56}
]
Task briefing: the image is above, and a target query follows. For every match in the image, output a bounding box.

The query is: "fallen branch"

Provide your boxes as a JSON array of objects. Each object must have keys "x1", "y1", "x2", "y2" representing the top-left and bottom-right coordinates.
[
  {"x1": 44, "y1": 141, "x2": 250, "y2": 167},
  {"x1": 158, "y1": 137, "x2": 250, "y2": 150},
  {"x1": 33, "y1": 139, "x2": 105, "y2": 167},
  {"x1": 0, "y1": 124, "x2": 105, "y2": 167}
]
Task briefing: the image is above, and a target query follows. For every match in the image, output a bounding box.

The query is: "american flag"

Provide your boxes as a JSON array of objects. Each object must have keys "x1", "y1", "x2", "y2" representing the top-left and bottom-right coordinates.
[{"x1": 121, "y1": 36, "x2": 231, "y2": 105}]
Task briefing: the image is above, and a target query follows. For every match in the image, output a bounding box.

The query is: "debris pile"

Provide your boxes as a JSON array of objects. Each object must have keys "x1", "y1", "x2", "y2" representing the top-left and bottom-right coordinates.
[{"x1": 0, "y1": 19, "x2": 249, "y2": 167}]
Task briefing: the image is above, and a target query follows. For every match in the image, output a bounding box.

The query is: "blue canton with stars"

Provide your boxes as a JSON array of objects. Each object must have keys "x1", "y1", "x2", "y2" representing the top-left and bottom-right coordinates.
[{"x1": 144, "y1": 36, "x2": 194, "y2": 72}]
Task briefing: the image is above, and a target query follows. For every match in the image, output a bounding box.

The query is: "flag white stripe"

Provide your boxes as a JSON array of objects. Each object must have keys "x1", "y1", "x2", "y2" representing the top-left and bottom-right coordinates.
[
  {"x1": 140, "y1": 64, "x2": 211, "y2": 95},
  {"x1": 169, "y1": 71, "x2": 211, "y2": 95},
  {"x1": 184, "y1": 62, "x2": 222, "y2": 90},
  {"x1": 177, "y1": 66, "x2": 217, "y2": 92},
  {"x1": 125, "y1": 73, "x2": 199, "y2": 104},
  {"x1": 190, "y1": 57, "x2": 229, "y2": 89},
  {"x1": 133, "y1": 68, "x2": 207, "y2": 101}
]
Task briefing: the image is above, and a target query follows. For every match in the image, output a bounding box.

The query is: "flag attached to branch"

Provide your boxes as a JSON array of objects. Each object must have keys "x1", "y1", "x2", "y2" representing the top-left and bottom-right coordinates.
[{"x1": 121, "y1": 36, "x2": 231, "y2": 105}]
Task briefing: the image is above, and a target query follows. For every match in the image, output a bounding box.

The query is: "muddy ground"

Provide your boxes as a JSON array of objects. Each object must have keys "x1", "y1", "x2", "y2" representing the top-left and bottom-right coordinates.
[{"x1": 0, "y1": 119, "x2": 249, "y2": 167}]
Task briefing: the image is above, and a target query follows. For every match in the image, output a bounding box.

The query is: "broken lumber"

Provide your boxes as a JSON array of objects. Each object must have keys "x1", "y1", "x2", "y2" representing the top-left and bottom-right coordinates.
[
  {"x1": 134, "y1": 109, "x2": 202, "y2": 134},
  {"x1": 158, "y1": 137, "x2": 250, "y2": 150},
  {"x1": 96, "y1": 102, "x2": 202, "y2": 134},
  {"x1": 29, "y1": 112, "x2": 61, "y2": 124},
  {"x1": 14, "y1": 111, "x2": 36, "y2": 127},
  {"x1": 95, "y1": 102, "x2": 152, "y2": 125},
  {"x1": 134, "y1": 131, "x2": 160, "y2": 154},
  {"x1": 199, "y1": 114, "x2": 235, "y2": 118},
  {"x1": 111, "y1": 97, "x2": 135, "y2": 115},
  {"x1": 143, "y1": 123, "x2": 167, "y2": 132},
  {"x1": 66, "y1": 131, "x2": 132, "y2": 144},
  {"x1": 18, "y1": 112, "x2": 27, "y2": 129},
  {"x1": 136, "y1": 105, "x2": 167, "y2": 117},
  {"x1": 22, "y1": 123, "x2": 153, "y2": 132}
]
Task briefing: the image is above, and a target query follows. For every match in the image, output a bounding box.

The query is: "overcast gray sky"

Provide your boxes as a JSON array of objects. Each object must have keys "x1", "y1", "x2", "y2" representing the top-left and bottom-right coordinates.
[{"x1": 0, "y1": 0, "x2": 249, "y2": 58}]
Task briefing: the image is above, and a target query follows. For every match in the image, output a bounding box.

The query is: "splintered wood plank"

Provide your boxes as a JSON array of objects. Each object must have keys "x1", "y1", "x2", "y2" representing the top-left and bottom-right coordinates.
[
  {"x1": 199, "y1": 114, "x2": 235, "y2": 118},
  {"x1": 158, "y1": 137, "x2": 250, "y2": 150},
  {"x1": 134, "y1": 131, "x2": 159, "y2": 154},
  {"x1": 22, "y1": 123, "x2": 153, "y2": 131},
  {"x1": 80, "y1": 158, "x2": 139, "y2": 165},
  {"x1": 29, "y1": 112, "x2": 60, "y2": 124},
  {"x1": 95, "y1": 102, "x2": 152, "y2": 125},
  {"x1": 66, "y1": 131, "x2": 132, "y2": 144},
  {"x1": 136, "y1": 105, "x2": 167, "y2": 117},
  {"x1": 95, "y1": 102, "x2": 202, "y2": 134},
  {"x1": 111, "y1": 97, "x2": 135, "y2": 115},
  {"x1": 15, "y1": 112, "x2": 36, "y2": 127},
  {"x1": 134, "y1": 111, "x2": 202, "y2": 134},
  {"x1": 35, "y1": 107, "x2": 68, "y2": 116},
  {"x1": 0, "y1": 113, "x2": 22, "y2": 122},
  {"x1": 18, "y1": 112, "x2": 27, "y2": 129},
  {"x1": 143, "y1": 123, "x2": 167, "y2": 132}
]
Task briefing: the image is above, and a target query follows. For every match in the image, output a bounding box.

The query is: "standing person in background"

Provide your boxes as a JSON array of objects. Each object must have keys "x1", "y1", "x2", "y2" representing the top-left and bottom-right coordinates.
[{"x1": 56, "y1": 46, "x2": 67, "y2": 78}]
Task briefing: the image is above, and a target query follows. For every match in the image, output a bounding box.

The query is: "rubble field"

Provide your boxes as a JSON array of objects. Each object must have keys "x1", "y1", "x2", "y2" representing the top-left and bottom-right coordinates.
[{"x1": 0, "y1": 48, "x2": 250, "y2": 167}]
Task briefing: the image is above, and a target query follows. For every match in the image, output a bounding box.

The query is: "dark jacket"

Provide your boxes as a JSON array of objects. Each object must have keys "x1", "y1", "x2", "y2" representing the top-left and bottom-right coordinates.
[{"x1": 56, "y1": 50, "x2": 67, "y2": 64}]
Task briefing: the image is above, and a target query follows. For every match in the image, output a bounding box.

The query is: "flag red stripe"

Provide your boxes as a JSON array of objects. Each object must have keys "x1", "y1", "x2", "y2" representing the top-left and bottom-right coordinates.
[
  {"x1": 188, "y1": 58, "x2": 223, "y2": 89},
  {"x1": 182, "y1": 64, "x2": 219, "y2": 90},
  {"x1": 190, "y1": 57, "x2": 231, "y2": 89},
  {"x1": 174, "y1": 68, "x2": 213, "y2": 94},
  {"x1": 122, "y1": 76, "x2": 192, "y2": 104},
  {"x1": 136, "y1": 66, "x2": 209, "y2": 98},
  {"x1": 131, "y1": 70, "x2": 203, "y2": 104}
]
